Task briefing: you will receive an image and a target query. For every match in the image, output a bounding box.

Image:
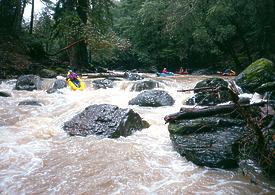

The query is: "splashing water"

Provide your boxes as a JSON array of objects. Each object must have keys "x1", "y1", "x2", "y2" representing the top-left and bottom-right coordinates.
[{"x1": 0, "y1": 75, "x2": 274, "y2": 194}]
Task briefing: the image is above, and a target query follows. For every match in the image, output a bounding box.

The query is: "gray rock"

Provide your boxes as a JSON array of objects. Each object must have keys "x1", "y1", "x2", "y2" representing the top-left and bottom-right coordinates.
[
  {"x1": 186, "y1": 78, "x2": 231, "y2": 106},
  {"x1": 131, "y1": 80, "x2": 160, "y2": 92},
  {"x1": 18, "y1": 100, "x2": 42, "y2": 106},
  {"x1": 63, "y1": 104, "x2": 150, "y2": 138},
  {"x1": 47, "y1": 79, "x2": 67, "y2": 94},
  {"x1": 169, "y1": 117, "x2": 247, "y2": 168},
  {"x1": 124, "y1": 72, "x2": 144, "y2": 81},
  {"x1": 15, "y1": 75, "x2": 42, "y2": 91},
  {"x1": 129, "y1": 90, "x2": 175, "y2": 107},
  {"x1": 0, "y1": 91, "x2": 12, "y2": 97},
  {"x1": 92, "y1": 79, "x2": 114, "y2": 89},
  {"x1": 52, "y1": 79, "x2": 67, "y2": 89}
]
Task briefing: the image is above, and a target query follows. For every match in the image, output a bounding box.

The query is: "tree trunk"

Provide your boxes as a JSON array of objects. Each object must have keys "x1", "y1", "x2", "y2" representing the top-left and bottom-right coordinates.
[
  {"x1": 29, "y1": 0, "x2": 34, "y2": 34},
  {"x1": 76, "y1": 0, "x2": 89, "y2": 69},
  {"x1": 226, "y1": 42, "x2": 241, "y2": 68},
  {"x1": 12, "y1": 0, "x2": 23, "y2": 33},
  {"x1": 76, "y1": 40, "x2": 89, "y2": 69}
]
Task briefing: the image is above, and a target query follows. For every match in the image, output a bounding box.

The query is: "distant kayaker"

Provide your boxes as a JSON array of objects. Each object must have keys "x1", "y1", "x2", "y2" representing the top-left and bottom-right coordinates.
[
  {"x1": 179, "y1": 67, "x2": 188, "y2": 74},
  {"x1": 222, "y1": 68, "x2": 236, "y2": 76},
  {"x1": 217, "y1": 68, "x2": 236, "y2": 76},
  {"x1": 162, "y1": 68, "x2": 169, "y2": 74}
]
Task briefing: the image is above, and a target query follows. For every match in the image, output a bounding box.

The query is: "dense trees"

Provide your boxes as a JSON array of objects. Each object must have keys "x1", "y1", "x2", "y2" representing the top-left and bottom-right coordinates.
[
  {"x1": 0, "y1": 0, "x2": 27, "y2": 34},
  {"x1": 0, "y1": 0, "x2": 274, "y2": 72},
  {"x1": 113, "y1": 0, "x2": 275, "y2": 71}
]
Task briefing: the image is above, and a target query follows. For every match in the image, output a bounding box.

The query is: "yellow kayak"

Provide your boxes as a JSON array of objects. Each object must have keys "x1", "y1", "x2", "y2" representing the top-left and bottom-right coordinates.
[{"x1": 67, "y1": 78, "x2": 85, "y2": 91}]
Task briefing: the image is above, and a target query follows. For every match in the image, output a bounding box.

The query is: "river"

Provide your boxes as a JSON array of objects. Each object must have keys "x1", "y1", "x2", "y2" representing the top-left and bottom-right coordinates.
[{"x1": 0, "y1": 75, "x2": 274, "y2": 194}]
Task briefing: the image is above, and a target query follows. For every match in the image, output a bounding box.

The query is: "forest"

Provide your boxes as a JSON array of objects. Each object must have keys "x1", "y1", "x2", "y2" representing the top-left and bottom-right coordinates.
[{"x1": 0, "y1": 0, "x2": 275, "y2": 75}]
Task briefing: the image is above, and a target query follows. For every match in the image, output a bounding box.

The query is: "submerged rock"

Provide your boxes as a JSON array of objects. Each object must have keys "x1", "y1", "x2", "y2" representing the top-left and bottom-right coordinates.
[
  {"x1": 124, "y1": 72, "x2": 144, "y2": 81},
  {"x1": 129, "y1": 90, "x2": 175, "y2": 107},
  {"x1": 18, "y1": 100, "x2": 42, "y2": 106},
  {"x1": 131, "y1": 80, "x2": 160, "y2": 92},
  {"x1": 0, "y1": 91, "x2": 12, "y2": 97},
  {"x1": 46, "y1": 79, "x2": 67, "y2": 94},
  {"x1": 15, "y1": 75, "x2": 42, "y2": 91},
  {"x1": 92, "y1": 79, "x2": 114, "y2": 89},
  {"x1": 235, "y1": 58, "x2": 275, "y2": 92},
  {"x1": 63, "y1": 104, "x2": 150, "y2": 138},
  {"x1": 169, "y1": 117, "x2": 247, "y2": 168}
]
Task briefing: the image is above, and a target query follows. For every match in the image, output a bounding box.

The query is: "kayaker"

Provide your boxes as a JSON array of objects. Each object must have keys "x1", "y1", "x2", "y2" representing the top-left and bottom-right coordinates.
[{"x1": 66, "y1": 69, "x2": 80, "y2": 86}]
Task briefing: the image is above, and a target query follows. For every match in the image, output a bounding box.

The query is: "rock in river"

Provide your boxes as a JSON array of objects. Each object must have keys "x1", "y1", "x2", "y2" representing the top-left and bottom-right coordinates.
[
  {"x1": 129, "y1": 90, "x2": 175, "y2": 107},
  {"x1": 63, "y1": 104, "x2": 150, "y2": 138}
]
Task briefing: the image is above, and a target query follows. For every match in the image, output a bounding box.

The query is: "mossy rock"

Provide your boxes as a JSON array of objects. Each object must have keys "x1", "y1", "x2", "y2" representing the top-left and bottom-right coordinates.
[
  {"x1": 54, "y1": 67, "x2": 66, "y2": 74},
  {"x1": 235, "y1": 58, "x2": 275, "y2": 92},
  {"x1": 40, "y1": 69, "x2": 57, "y2": 78}
]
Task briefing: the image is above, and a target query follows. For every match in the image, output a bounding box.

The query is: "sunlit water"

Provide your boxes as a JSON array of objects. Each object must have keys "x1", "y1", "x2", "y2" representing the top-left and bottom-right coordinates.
[{"x1": 0, "y1": 75, "x2": 274, "y2": 194}]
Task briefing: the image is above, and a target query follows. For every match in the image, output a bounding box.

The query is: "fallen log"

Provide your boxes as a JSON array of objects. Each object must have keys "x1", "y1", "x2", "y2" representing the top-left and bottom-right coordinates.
[
  {"x1": 47, "y1": 38, "x2": 85, "y2": 56},
  {"x1": 81, "y1": 72, "x2": 125, "y2": 79},
  {"x1": 177, "y1": 87, "x2": 215, "y2": 93},
  {"x1": 164, "y1": 102, "x2": 266, "y2": 123}
]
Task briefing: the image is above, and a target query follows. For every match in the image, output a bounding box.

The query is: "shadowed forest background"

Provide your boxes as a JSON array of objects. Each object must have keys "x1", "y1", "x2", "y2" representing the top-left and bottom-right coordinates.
[{"x1": 0, "y1": 0, "x2": 275, "y2": 76}]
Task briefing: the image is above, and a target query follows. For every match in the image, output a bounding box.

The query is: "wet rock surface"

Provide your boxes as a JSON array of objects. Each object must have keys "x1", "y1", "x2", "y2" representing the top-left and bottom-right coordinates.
[
  {"x1": 46, "y1": 79, "x2": 67, "y2": 94},
  {"x1": 131, "y1": 80, "x2": 160, "y2": 92},
  {"x1": 15, "y1": 75, "x2": 42, "y2": 91},
  {"x1": 186, "y1": 78, "x2": 231, "y2": 106},
  {"x1": 18, "y1": 100, "x2": 42, "y2": 106},
  {"x1": 0, "y1": 91, "x2": 12, "y2": 97},
  {"x1": 63, "y1": 104, "x2": 150, "y2": 138},
  {"x1": 169, "y1": 117, "x2": 247, "y2": 168},
  {"x1": 124, "y1": 72, "x2": 144, "y2": 81},
  {"x1": 129, "y1": 90, "x2": 175, "y2": 107},
  {"x1": 235, "y1": 58, "x2": 275, "y2": 92},
  {"x1": 92, "y1": 79, "x2": 114, "y2": 89}
]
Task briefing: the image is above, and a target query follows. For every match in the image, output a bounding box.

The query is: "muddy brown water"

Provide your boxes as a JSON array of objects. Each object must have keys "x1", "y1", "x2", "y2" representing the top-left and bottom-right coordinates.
[{"x1": 0, "y1": 75, "x2": 274, "y2": 194}]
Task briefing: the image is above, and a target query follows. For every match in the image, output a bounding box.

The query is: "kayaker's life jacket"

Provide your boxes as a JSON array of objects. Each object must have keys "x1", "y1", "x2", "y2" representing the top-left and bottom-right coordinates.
[{"x1": 67, "y1": 71, "x2": 78, "y2": 80}]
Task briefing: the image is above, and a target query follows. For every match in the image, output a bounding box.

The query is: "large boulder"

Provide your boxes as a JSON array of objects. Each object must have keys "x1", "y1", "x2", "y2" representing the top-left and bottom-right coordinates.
[
  {"x1": 92, "y1": 79, "x2": 114, "y2": 89},
  {"x1": 186, "y1": 78, "x2": 231, "y2": 106},
  {"x1": 131, "y1": 80, "x2": 160, "y2": 92},
  {"x1": 235, "y1": 58, "x2": 275, "y2": 92},
  {"x1": 15, "y1": 75, "x2": 42, "y2": 91},
  {"x1": 169, "y1": 117, "x2": 247, "y2": 168},
  {"x1": 63, "y1": 104, "x2": 150, "y2": 138},
  {"x1": 129, "y1": 90, "x2": 175, "y2": 107}
]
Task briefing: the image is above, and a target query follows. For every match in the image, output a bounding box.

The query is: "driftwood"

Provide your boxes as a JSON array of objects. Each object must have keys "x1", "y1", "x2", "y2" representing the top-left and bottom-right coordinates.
[
  {"x1": 81, "y1": 72, "x2": 125, "y2": 79},
  {"x1": 164, "y1": 102, "x2": 266, "y2": 123}
]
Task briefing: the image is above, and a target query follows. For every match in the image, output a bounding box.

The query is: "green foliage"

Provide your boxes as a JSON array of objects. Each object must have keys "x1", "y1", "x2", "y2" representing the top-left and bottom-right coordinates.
[
  {"x1": 2, "y1": 0, "x2": 275, "y2": 72},
  {"x1": 112, "y1": 0, "x2": 275, "y2": 71}
]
